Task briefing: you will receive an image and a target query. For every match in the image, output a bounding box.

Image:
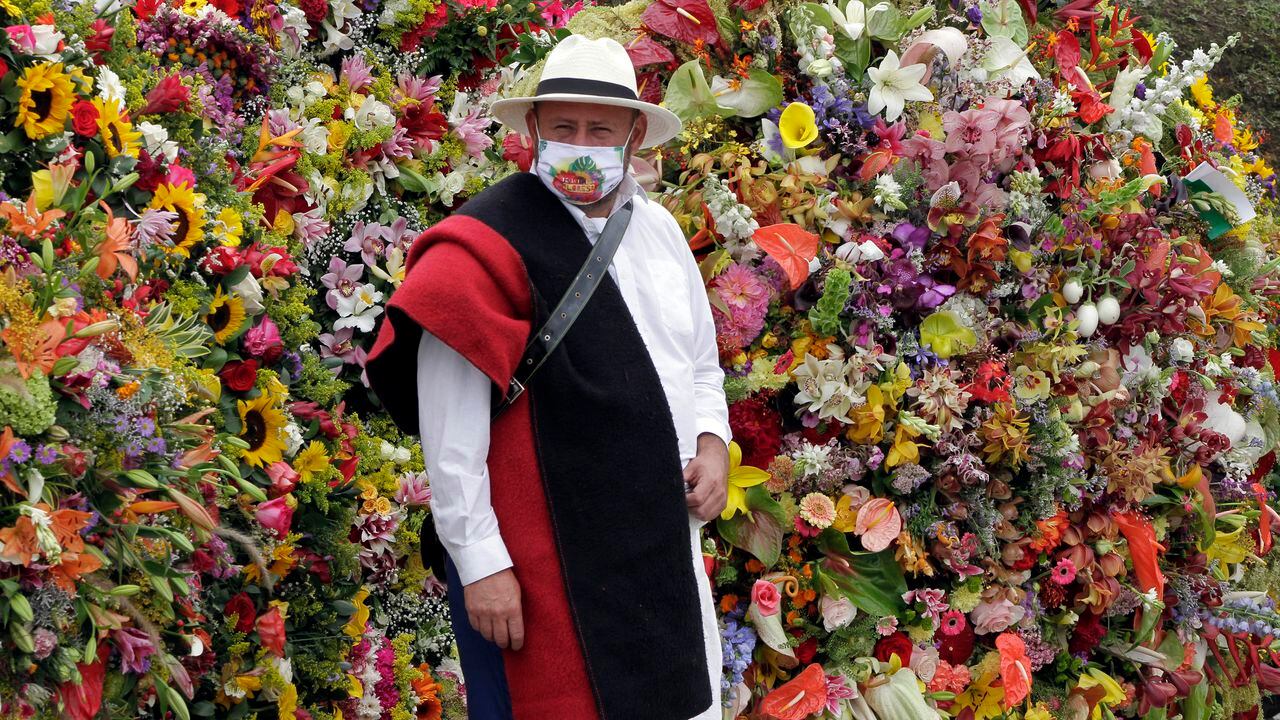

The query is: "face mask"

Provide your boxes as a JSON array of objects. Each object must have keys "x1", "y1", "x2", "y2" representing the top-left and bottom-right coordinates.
[{"x1": 534, "y1": 121, "x2": 634, "y2": 206}]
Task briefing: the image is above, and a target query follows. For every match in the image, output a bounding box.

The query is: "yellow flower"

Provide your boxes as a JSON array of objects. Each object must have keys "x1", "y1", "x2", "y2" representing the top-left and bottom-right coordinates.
[
  {"x1": 92, "y1": 97, "x2": 142, "y2": 159},
  {"x1": 149, "y1": 181, "x2": 207, "y2": 258},
  {"x1": 15, "y1": 62, "x2": 75, "y2": 140},
  {"x1": 1190, "y1": 75, "x2": 1214, "y2": 110},
  {"x1": 1012, "y1": 366, "x2": 1051, "y2": 403},
  {"x1": 885, "y1": 424, "x2": 922, "y2": 468},
  {"x1": 1076, "y1": 668, "x2": 1126, "y2": 719},
  {"x1": 343, "y1": 587, "x2": 371, "y2": 639},
  {"x1": 30, "y1": 162, "x2": 75, "y2": 211},
  {"x1": 293, "y1": 440, "x2": 330, "y2": 483},
  {"x1": 919, "y1": 311, "x2": 977, "y2": 359},
  {"x1": 955, "y1": 669, "x2": 1005, "y2": 720},
  {"x1": 721, "y1": 441, "x2": 771, "y2": 521},
  {"x1": 277, "y1": 683, "x2": 298, "y2": 718},
  {"x1": 831, "y1": 494, "x2": 858, "y2": 532},
  {"x1": 1206, "y1": 525, "x2": 1250, "y2": 578},
  {"x1": 216, "y1": 207, "x2": 245, "y2": 247},
  {"x1": 204, "y1": 286, "x2": 247, "y2": 344},
  {"x1": 846, "y1": 385, "x2": 886, "y2": 444},
  {"x1": 236, "y1": 393, "x2": 288, "y2": 468},
  {"x1": 981, "y1": 403, "x2": 1032, "y2": 467},
  {"x1": 778, "y1": 102, "x2": 819, "y2": 149}
]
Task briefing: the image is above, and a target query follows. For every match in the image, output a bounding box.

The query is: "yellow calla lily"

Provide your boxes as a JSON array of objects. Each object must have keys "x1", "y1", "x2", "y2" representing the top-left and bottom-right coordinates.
[
  {"x1": 778, "y1": 102, "x2": 819, "y2": 149},
  {"x1": 721, "y1": 441, "x2": 771, "y2": 521},
  {"x1": 1077, "y1": 668, "x2": 1126, "y2": 719}
]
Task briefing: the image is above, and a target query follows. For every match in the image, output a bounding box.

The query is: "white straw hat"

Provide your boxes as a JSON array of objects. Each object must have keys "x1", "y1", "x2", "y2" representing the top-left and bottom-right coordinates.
[{"x1": 490, "y1": 35, "x2": 683, "y2": 148}]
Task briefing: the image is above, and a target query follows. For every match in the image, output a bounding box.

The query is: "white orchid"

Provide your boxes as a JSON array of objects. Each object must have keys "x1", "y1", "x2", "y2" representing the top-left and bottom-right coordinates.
[
  {"x1": 866, "y1": 50, "x2": 932, "y2": 122},
  {"x1": 333, "y1": 283, "x2": 384, "y2": 333}
]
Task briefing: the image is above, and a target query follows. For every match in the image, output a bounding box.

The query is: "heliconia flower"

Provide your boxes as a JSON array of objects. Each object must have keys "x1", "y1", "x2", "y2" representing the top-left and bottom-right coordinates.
[{"x1": 778, "y1": 102, "x2": 819, "y2": 149}]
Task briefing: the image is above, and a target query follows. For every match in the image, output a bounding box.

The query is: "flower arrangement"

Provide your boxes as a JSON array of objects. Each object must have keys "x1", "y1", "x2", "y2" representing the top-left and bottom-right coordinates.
[{"x1": 1, "y1": 0, "x2": 1278, "y2": 717}]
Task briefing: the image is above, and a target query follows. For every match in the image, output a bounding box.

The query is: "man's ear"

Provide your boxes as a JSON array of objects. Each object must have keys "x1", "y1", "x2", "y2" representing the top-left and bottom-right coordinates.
[{"x1": 628, "y1": 112, "x2": 648, "y2": 158}]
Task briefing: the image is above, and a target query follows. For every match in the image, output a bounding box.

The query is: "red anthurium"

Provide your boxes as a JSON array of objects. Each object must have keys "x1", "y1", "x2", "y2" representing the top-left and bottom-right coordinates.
[
  {"x1": 1114, "y1": 510, "x2": 1166, "y2": 599},
  {"x1": 760, "y1": 663, "x2": 828, "y2": 720},
  {"x1": 753, "y1": 223, "x2": 819, "y2": 290},
  {"x1": 1055, "y1": 30, "x2": 1081, "y2": 73},
  {"x1": 58, "y1": 645, "x2": 107, "y2": 720},
  {"x1": 640, "y1": 0, "x2": 720, "y2": 47},
  {"x1": 625, "y1": 35, "x2": 676, "y2": 68}
]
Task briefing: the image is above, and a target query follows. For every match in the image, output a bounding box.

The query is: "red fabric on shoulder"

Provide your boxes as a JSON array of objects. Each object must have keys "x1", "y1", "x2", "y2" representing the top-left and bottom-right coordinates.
[{"x1": 365, "y1": 214, "x2": 599, "y2": 718}]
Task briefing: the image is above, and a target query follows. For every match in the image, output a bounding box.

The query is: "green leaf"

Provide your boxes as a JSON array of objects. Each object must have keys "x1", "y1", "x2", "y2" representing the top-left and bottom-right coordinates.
[
  {"x1": 980, "y1": 0, "x2": 1028, "y2": 46},
  {"x1": 814, "y1": 528, "x2": 907, "y2": 616},
  {"x1": 9, "y1": 593, "x2": 33, "y2": 624},
  {"x1": 713, "y1": 69, "x2": 783, "y2": 119},
  {"x1": 157, "y1": 681, "x2": 191, "y2": 720},
  {"x1": 867, "y1": 3, "x2": 903, "y2": 40},
  {"x1": 122, "y1": 469, "x2": 161, "y2": 489},
  {"x1": 834, "y1": 34, "x2": 872, "y2": 80},
  {"x1": 398, "y1": 165, "x2": 431, "y2": 193},
  {"x1": 149, "y1": 574, "x2": 175, "y2": 603},
  {"x1": 10, "y1": 623, "x2": 34, "y2": 654},
  {"x1": 715, "y1": 485, "x2": 787, "y2": 567},
  {"x1": 83, "y1": 633, "x2": 97, "y2": 664},
  {"x1": 664, "y1": 60, "x2": 735, "y2": 123}
]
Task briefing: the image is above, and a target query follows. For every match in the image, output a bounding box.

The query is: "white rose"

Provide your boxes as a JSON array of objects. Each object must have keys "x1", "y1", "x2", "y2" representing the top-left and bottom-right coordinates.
[
  {"x1": 1170, "y1": 337, "x2": 1195, "y2": 364},
  {"x1": 909, "y1": 643, "x2": 939, "y2": 682},
  {"x1": 353, "y1": 96, "x2": 394, "y2": 131},
  {"x1": 820, "y1": 594, "x2": 857, "y2": 632},
  {"x1": 229, "y1": 273, "x2": 265, "y2": 315}
]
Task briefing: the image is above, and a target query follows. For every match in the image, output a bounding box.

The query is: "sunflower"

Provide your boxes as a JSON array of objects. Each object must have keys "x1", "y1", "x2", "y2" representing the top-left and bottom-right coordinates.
[
  {"x1": 92, "y1": 98, "x2": 143, "y2": 159},
  {"x1": 204, "y1": 286, "x2": 247, "y2": 344},
  {"x1": 236, "y1": 394, "x2": 288, "y2": 468},
  {"x1": 15, "y1": 62, "x2": 76, "y2": 140},
  {"x1": 149, "y1": 182, "x2": 207, "y2": 258}
]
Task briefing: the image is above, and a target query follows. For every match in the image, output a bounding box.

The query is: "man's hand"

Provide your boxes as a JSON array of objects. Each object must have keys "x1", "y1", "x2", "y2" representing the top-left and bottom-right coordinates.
[
  {"x1": 463, "y1": 568, "x2": 525, "y2": 651},
  {"x1": 685, "y1": 433, "x2": 729, "y2": 522}
]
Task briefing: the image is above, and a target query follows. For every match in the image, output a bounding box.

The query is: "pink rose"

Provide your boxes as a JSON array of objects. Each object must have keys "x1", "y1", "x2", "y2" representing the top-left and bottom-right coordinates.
[
  {"x1": 751, "y1": 579, "x2": 781, "y2": 617},
  {"x1": 255, "y1": 495, "x2": 294, "y2": 538},
  {"x1": 819, "y1": 594, "x2": 856, "y2": 632},
  {"x1": 265, "y1": 462, "x2": 299, "y2": 498},
  {"x1": 970, "y1": 598, "x2": 1026, "y2": 635}
]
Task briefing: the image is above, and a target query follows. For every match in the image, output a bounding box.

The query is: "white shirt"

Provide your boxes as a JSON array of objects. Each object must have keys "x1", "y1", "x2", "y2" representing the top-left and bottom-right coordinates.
[{"x1": 414, "y1": 175, "x2": 732, "y2": 586}]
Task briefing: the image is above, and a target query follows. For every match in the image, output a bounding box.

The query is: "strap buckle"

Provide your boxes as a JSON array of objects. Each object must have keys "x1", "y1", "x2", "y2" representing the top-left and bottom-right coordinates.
[{"x1": 507, "y1": 376, "x2": 526, "y2": 402}]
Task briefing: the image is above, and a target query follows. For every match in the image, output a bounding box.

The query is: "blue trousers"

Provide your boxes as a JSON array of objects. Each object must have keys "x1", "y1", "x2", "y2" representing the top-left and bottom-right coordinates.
[{"x1": 444, "y1": 554, "x2": 515, "y2": 719}]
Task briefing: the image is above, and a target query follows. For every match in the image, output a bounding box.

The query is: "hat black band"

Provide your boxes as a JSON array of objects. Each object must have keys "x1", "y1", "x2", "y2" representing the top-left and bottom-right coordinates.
[{"x1": 535, "y1": 77, "x2": 638, "y2": 101}]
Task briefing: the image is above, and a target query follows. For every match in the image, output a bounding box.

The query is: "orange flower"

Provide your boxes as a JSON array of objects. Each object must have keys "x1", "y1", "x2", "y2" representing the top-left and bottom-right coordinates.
[
  {"x1": 0, "y1": 319, "x2": 66, "y2": 379},
  {"x1": 94, "y1": 203, "x2": 138, "y2": 282},
  {"x1": 411, "y1": 665, "x2": 444, "y2": 720},
  {"x1": 0, "y1": 427, "x2": 23, "y2": 495},
  {"x1": 48, "y1": 507, "x2": 93, "y2": 555},
  {"x1": 48, "y1": 551, "x2": 103, "y2": 594},
  {"x1": 0, "y1": 193, "x2": 66, "y2": 237},
  {"x1": 997, "y1": 632, "x2": 1032, "y2": 708},
  {"x1": 0, "y1": 516, "x2": 39, "y2": 566}
]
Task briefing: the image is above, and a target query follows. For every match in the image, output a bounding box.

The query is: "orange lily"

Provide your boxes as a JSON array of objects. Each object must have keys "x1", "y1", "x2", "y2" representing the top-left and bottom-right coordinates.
[{"x1": 95, "y1": 202, "x2": 138, "y2": 282}]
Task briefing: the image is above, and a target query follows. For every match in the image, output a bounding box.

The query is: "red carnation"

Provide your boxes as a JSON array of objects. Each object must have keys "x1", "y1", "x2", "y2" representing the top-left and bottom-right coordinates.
[
  {"x1": 299, "y1": 0, "x2": 328, "y2": 24},
  {"x1": 141, "y1": 74, "x2": 190, "y2": 116},
  {"x1": 873, "y1": 631, "x2": 914, "y2": 665},
  {"x1": 937, "y1": 622, "x2": 976, "y2": 665},
  {"x1": 225, "y1": 592, "x2": 257, "y2": 633},
  {"x1": 729, "y1": 396, "x2": 783, "y2": 469},
  {"x1": 218, "y1": 359, "x2": 259, "y2": 393},
  {"x1": 1068, "y1": 612, "x2": 1107, "y2": 656},
  {"x1": 72, "y1": 100, "x2": 99, "y2": 137}
]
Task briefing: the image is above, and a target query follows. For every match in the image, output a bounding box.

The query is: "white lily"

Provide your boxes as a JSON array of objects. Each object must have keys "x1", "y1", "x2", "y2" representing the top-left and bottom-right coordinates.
[
  {"x1": 866, "y1": 50, "x2": 932, "y2": 122},
  {"x1": 825, "y1": 0, "x2": 866, "y2": 40}
]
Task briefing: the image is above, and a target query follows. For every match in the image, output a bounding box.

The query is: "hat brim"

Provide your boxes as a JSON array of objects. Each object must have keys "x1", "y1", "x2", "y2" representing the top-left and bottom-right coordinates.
[{"x1": 490, "y1": 93, "x2": 683, "y2": 149}]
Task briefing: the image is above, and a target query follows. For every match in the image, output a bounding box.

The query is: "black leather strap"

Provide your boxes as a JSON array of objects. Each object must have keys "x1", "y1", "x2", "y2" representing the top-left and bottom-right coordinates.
[{"x1": 492, "y1": 200, "x2": 634, "y2": 419}]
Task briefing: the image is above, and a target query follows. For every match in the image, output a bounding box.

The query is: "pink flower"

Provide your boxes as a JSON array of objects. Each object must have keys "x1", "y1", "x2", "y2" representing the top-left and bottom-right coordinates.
[
  {"x1": 256, "y1": 606, "x2": 287, "y2": 657},
  {"x1": 265, "y1": 462, "x2": 299, "y2": 498},
  {"x1": 854, "y1": 498, "x2": 902, "y2": 552},
  {"x1": 712, "y1": 264, "x2": 772, "y2": 349},
  {"x1": 823, "y1": 674, "x2": 857, "y2": 714},
  {"x1": 112, "y1": 627, "x2": 157, "y2": 674},
  {"x1": 165, "y1": 166, "x2": 196, "y2": 189},
  {"x1": 820, "y1": 595, "x2": 856, "y2": 632},
  {"x1": 970, "y1": 597, "x2": 1025, "y2": 635},
  {"x1": 244, "y1": 316, "x2": 284, "y2": 364},
  {"x1": 751, "y1": 579, "x2": 781, "y2": 617},
  {"x1": 939, "y1": 609, "x2": 967, "y2": 636},
  {"x1": 1051, "y1": 557, "x2": 1078, "y2": 585},
  {"x1": 927, "y1": 659, "x2": 971, "y2": 694},
  {"x1": 394, "y1": 472, "x2": 431, "y2": 506},
  {"x1": 452, "y1": 109, "x2": 493, "y2": 158},
  {"x1": 942, "y1": 108, "x2": 999, "y2": 157},
  {"x1": 255, "y1": 495, "x2": 294, "y2": 538}
]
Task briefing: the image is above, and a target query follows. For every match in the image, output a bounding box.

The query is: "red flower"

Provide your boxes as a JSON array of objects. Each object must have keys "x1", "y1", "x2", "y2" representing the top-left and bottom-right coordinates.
[
  {"x1": 937, "y1": 622, "x2": 976, "y2": 664},
  {"x1": 72, "y1": 100, "x2": 99, "y2": 137},
  {"x1": 218, "y1": 359, "x2": 259, "y2": 393},
  {"x1": 133, "y1": 0, "x2": 162, "y2": 19},
  {"x1": 400, "y1": 101, "x2": 449, "y2": 145},
  {"x1": 255, "y1": 495, "x2": 294, "y2": 538},
  {"x1": 256, "y1": 606, "x2": 287, "y2": 657},
  {"x1": 966, "y1": 361, "x2": 1012, "y2": 403},
  {"x1": 209, "y1": 0, "x2": 242, "y2": 15},
  {"x1": 1067, "y1": 611, "x2": 1106, "y2": 655},
  {"x1": 299, "y1": 0, "x2": 328, "y2": 23},
  {"x1": 729, "y1": 396, "x2": 783, "y2": 469},
  {"x1": 225, "y1": 592, "x2": 257, "y2": 633},
  {"x1": 85, "y1": 19, "x2": 114, "y2": 56},
  {"x1": 0, "y1": 58, "x2": 8, "y2": 81},
  {"x1": 266, "y1": 461, "x2": 300, "y2": 497},
  {"x1": 873, "y1": 631, "x2": 914, "y2": 665},
  {"x1": 502, "y1": 132, "x2": 535, "y2": 172},
  {"x1": 200, "y1": 245, "x2": 244, "y2": 276},
  {"x1": 140, "y1": 74, "x2": 190, "y2": 116},
  {"x1": 58, "y1": 646, "x2": 107, "y2": 720},
  {"x1": 793, "y1": 635, "x2": 819, "y2": 665}
]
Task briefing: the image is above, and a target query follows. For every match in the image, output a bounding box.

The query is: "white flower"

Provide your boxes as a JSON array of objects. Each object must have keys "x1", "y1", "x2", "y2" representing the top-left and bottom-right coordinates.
[
  {"x1": 320, "y1": 20, "x2": 354, "y2": 55},
  {"x1": 353, "y1": 96, "x2": 394, "y2": 131},
  {"x1": 96, "y1": 66, "x2": 126, "y2": 104},
  {"x1": 825, "y1": 0, "x2": 867, "y2": 41},
  {"x1": 137, "y1": 121, "x2": 179, "y2": 163},
  {"x1": 866, "y1": 50, "x2": 932, "y2": 122},
  {"x1": 820, "y1": 595, "x2": 857, "y2": 632},
  {"x1": 331, "y1": 0, "x2": 362, "y2": 21},
  {"x1": 283, "y1": 422, "x2": 305, "y2": 456},
  {"x1": 1169, "y1": 337, "x2": 1195, "y2": 364},
  {"x1": 229, "y1": 273, "x2": 265, "y2": 315},
  {"x1": 873, "y1": 174, "x2": 906, "y2": 210},
  {"x1": 333, "y1": 283, "x2": 384, "y2": 332},
  {"x1": 298, "y1": 117, "x2": 331, "y2": 155}
]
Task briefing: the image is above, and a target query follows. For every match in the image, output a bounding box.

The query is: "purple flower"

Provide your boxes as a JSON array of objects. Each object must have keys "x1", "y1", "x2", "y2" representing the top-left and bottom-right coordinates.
[
  {"x1": 8, "y1": 440, "x2": 31, "y2": 463},
  {"x1": 344, "y1": 223, "x2": 388, "y2": 268},
  {"x1": 322, "y1": 257, "x2": 368, "y2": 311},
  {"x1": 318, "y1": 327, "x2": 368, "y2": 367},
  {"x1": 145, "y1": 436, "x2": 167, "y2": 454},
  {"x1": 35, "y1": 445, "x2": 58, "y2": 465},
  {"x1": 891, "y1": 222, "x2": 930, "y2": 251},
  {"x1": 32, "y1": 628, "x2": 57, "y2": 659},
  {"x1": 113, "y1": 627, "x2": 157, "y2": 674},
  {"x1": 133, "y1": 209, "x2": 178, "y2": 250},
  {"x1": 136, "y1": 417, "x2": 157, "y2": 437},
  {"x1": 965, "y1": 5, "x2": 982, "y2": 24}
]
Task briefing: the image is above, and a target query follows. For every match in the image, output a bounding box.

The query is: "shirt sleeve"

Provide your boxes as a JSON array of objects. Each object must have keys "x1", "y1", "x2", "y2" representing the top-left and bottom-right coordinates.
[
  {"x1": 416, "y1": 331, "x2": 514, "y2": 585},
  {"x1": 678, "y1": 221, "x2": 732, "y2": 448}
]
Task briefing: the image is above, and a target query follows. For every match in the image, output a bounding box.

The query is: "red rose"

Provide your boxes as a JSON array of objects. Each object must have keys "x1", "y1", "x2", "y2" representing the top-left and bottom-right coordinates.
[
  {"x1": 873, "y1": 631, "x2": 914, "y2": 665},
  {"x1": 225, "y1": 592, "x2": 256, "y2": 633},
  {"x1": 255, "y1": 606, "x2": 287, "y2": 657},
  {"x1": 793, "y1": 636, "x2": 819, "y2": 665},
  {"x1": 72, "y1": 100, "x2": 99, "y2": 137},
  {"x1": 218, "y1": 359, "x2": 259, "y2": 393}
]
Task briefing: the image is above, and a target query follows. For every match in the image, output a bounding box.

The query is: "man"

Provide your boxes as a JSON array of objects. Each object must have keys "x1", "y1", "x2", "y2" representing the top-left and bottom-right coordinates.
[{"x1": 366, "y1": 35, "x2": 731, "y2": 720}]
